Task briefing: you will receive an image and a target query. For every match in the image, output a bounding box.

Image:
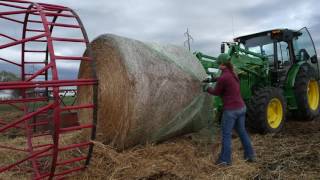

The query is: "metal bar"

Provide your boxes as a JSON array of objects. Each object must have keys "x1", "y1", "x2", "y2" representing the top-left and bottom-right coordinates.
[
  {"x1": 55, "y1": 56, "x2": 92, "y2": 61},
  {"x1": 48, "y1": 22, "x2": 80, "y2": 28},
  {"x1": 0, "y1": 9, "x2": 37, "y2": 16},
  {"x1": 0, "y1": 33, "x2": 17, "y2": 41},
  {"x1": 0, "y1": 79, "x2": 96, "y2": 86},
  {"x1": 32, "y1": 131, "x2": 51, "y2": 138},
  {"x1": 70, "y1": 8, "x2": 98, "y2": 167},
  {"x1": 24, "y1": 61, "x2": 46, "y2": 64},
  {"x1": 0, "y1": 1, "x2": 97, "y2": 178},
  {"x1": 30, "y1": 39, "x2": 47, "y2": 42},
  {"x1": 42, "y1": 7, "x2": 62, "y2": 12},
  {"x1": 24, "y1": 49, "x2": 47, "y2": 53},
  {"x1": 0, "y1": 0, "x2": 33, "y2": 4},
  {"x1": 0, "y1": 103, "x2": 54, "y2": 133},
  {"x1": 33, "y1": 4, "x2": 62, "y2": 178},
  {"x1": 56, "y1": 156, "x2": 87, "y2": 166},
  {"x1": 24, "y1": 111, "x2": 42, "y2": 177},
  {"x1": 21, "y1": 4, "x2": 30, "y2": 90},
  {"x1": 0, "y1": 57, "x2": 21, "y2": 66},
  {"x1": 0, "y1": 15, "x2": 24, "y2": 24},
  {"x1": 28, "y1": 19, "x2": 42, "y2": 23},
  {"x1": 24, "y1": 73, "x2": 46, "y2": 76},
  {"x1": 59, "y1": 124, "x2": 93, "y2": 133},
  {"x1": 35, "y1": 166, "x2": 85, "y2": 180},
  {"x1": 36, "y1": 152, "x2": 52, "y2": 159},
  {"x1": 44, "y1": 12, "x2": 75, "y2": 18},
  {"x1": 0, "y1": 2, "x2": 28, "y2": 9},
  {"x1": 0, "y1": 33, "x2": 46, "y2": 49},
  {"x1": 33, "y1": 144, "x2": 53, "y2": 149},
  {"x1": 61, "y1": 104, "x2": 94, "y2": 111},
  {"x1": 58, "y1": 92, "x2": 69, "y2": 111},
  {"x1": 0, "y1": 82, "x2": 96, "y2": 90},
  {"x1": 51, "y1": 37, "x2": 87, "y2": 43},
  {"x1": 237, "y1": 46, "x2": 267, "y2": 60},
  {"x1": 26, "y1": 63, "x2": 52, "y2": 81},
  {"x1": 50, "y1": 99, "x2": 61, "y2": 179},
  {"x1": 28, "y1": 120, "x2": 49, "y2": 127},
  {"x1": 26, "y1": 29, "x2": 46, "y2": 32},
  {"x1": 7, "y1": 103, "x2": 24, "y2": 111},
  {"x1": 0, "y1": 145, "x2": 28, "y2": 152},
  {"x1": 0, "y1": 120, "x2": 24, "y2": 129},
  {"x1": 42, "y1": 10, "x2": 63, "y2": 105},
  {"x1": 0, "y1": 146, "x2": 52, "y2": 173},
  {"x1": 0, "y1": 97, "x2": 47, "y2": 104},
  {"x1": 38, "y1": 3, "x2": 66, "y2": 9},
  {"x1": 58, "y1": 141, "x2": 92, "y2": 152}
]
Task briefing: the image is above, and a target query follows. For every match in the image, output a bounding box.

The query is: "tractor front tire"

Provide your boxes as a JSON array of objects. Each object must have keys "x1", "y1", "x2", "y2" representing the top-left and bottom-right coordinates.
[
  {"x1": 294, "y1": 65, "x2": 320, "y2": 120},
  {"x1": 247, "y1": 87, "x2": 286, "y2": 133}
]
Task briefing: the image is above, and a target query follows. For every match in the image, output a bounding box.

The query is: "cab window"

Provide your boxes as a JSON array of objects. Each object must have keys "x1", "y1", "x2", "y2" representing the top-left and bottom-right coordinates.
[
  {"x1": 277, "y1": 42, "x2": 290, "y2": 66},
  {"x1": 293, "y1": 27, "x2": 317, "y2": 61}
]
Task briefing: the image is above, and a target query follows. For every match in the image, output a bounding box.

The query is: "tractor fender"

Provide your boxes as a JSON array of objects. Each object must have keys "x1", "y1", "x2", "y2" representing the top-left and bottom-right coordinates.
[
  {"x1": 284, "y1": 62, "x2": 312, "y2": 110},
  {"x1": 285, "y1": 61, "x2": 311, "y2": 88}
]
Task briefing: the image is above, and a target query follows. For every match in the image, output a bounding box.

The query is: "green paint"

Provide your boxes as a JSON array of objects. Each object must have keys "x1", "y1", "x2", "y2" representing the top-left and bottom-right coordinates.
[{"x1": 195, "y1": 45, "x2": 270, "y2": 111}]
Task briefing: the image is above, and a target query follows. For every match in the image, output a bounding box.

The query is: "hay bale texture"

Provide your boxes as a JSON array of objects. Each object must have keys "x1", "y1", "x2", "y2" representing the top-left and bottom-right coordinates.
[{"x1": 77, "y1": 34, "x2": 214, "y2": 150}]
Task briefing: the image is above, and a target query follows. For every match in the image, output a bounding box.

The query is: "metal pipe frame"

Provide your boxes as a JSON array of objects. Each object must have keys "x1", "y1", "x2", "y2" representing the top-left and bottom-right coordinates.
[{"x1": 0, "y1": 0, "x2": 98, "y2": 179}]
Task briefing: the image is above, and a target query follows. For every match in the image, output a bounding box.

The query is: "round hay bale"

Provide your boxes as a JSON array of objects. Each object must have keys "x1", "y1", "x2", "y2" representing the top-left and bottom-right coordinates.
[{"x1": 77, "y1": 34, "x2": 214, "y2": 150}]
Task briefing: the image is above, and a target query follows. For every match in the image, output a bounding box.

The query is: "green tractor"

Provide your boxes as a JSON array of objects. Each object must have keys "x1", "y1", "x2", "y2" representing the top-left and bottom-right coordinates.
[{"x1": 196, "y1": 27, "x2": 320, "y2": 133}]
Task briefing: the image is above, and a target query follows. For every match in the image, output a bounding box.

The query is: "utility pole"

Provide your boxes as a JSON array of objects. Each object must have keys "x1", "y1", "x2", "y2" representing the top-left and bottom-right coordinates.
[{"x1": 184, "y1": 28, "x2": 193, "y2": 51}]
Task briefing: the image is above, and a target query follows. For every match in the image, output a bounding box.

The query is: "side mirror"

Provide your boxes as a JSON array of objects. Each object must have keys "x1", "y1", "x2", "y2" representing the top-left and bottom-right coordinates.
[
  {"x1": 311, "y1": 55, "x2": 318, "y2": 64},
  {"x1": 221, "y1": 44, "x2": 225, "y2": 53}
]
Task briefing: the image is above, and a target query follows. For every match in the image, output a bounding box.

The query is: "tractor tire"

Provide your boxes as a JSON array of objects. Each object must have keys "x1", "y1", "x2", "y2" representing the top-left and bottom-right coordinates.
[
  {"x1": 293, "y1": 65, "x2": 320, "y2": 120},
  {"x1": 247, "y1": 87, "x2": 286, "y2": 133}
]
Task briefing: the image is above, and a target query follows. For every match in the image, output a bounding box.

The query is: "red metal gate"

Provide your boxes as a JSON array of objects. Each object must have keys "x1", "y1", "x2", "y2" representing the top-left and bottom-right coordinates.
[{"x1": 0, "y1": 0, "x2": 97, "y2": 179}]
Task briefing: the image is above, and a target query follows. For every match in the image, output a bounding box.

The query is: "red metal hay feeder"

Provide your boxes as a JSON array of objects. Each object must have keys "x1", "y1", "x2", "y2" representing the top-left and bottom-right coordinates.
[{"x1": 0, "y1": 0, "x2": 97, "y2": 179}]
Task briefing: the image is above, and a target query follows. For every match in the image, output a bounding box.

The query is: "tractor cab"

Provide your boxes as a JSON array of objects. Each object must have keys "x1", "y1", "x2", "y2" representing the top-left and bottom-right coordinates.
[{"x1": 233, "y1": 28, "x2": 319, "y2": 86}]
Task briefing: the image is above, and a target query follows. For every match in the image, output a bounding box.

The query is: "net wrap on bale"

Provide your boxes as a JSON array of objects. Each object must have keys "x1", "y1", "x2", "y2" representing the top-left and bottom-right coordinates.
[{"x1": 77, "y1": 34, "x2": 215, "y2": 150}]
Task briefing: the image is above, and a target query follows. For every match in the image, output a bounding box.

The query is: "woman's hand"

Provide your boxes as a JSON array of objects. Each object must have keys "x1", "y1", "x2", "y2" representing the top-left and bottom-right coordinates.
[
  {"x1": 202, "y1": 83, "x2": 209, "y2": 92},
  {"x1": 202, "y1": 75, "x2": 217, "y2": 83}
]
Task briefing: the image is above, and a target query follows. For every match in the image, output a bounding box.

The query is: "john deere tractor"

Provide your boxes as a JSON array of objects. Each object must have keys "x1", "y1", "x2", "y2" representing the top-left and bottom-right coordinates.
[{"x1": 196, "y1": 27, "x2": 320, "y2": 133}]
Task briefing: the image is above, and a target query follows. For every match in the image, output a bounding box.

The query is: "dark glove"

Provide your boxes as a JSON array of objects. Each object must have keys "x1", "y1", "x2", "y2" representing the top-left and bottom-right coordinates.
[
  {"x1": 202, "y1": 83, "x2": 209, "y2": 92},
  {"x1": 202, "y1": 75, "x2": 217, "y2": 83},
  {"x1": 202, "y1": 77, "x2": 211, "y2": 83},
  {"x1": 211, "y1": 76, "x2": 218, "y2": 82}
]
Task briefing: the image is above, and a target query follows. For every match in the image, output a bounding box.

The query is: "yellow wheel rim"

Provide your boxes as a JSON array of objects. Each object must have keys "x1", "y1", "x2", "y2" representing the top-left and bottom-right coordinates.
[
  {"x1": 307, "y1": 80, "x2": 319, "y2": 111},
  {"x1": 267, "y1": 98, "x2": 283, "y2": 129}
]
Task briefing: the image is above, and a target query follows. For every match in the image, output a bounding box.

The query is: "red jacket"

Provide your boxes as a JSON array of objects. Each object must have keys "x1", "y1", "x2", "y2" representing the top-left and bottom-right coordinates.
[{"x1": 207, "y1": 68, "x2": 245, "y2": 110}]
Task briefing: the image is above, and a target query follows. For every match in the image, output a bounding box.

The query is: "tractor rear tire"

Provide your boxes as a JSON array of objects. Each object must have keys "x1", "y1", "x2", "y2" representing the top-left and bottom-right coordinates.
[
  {"x1": 247, "y1": 87, "x2": 286, "y2": 133},
  {"x1": 293, "y1": 65, "x2": 320, "y2": 120}
]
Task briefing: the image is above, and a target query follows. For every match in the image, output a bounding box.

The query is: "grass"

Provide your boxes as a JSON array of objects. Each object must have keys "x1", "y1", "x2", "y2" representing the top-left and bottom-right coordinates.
[{"x1": 0, "y1": 96, "x2": 76, "y2": 112}]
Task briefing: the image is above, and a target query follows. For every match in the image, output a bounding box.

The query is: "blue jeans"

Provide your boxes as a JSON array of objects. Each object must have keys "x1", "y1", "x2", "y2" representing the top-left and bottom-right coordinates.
[{"x1": 218, "y1": 107, "x2": 254, "y2": 164}]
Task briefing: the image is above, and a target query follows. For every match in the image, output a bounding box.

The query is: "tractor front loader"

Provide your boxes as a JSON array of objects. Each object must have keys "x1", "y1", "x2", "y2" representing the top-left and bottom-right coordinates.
[{"x1": 196, "y1": 27, "x2": 320, "y2": 133}]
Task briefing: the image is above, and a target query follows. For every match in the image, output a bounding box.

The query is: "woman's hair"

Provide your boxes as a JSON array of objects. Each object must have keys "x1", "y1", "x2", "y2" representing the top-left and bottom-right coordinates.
[
  {"x1": 223, "y1": 61, "x2": 239, "y2": 80},
  {"x1": 224, "y1": 61, "x2": 234, "y2": 72}
]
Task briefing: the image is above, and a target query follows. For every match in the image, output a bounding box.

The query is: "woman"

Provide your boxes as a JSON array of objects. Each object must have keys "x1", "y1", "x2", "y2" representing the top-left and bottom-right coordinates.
[{"x1": 204, "y1": 53, "x2": 255, "y2": 166}]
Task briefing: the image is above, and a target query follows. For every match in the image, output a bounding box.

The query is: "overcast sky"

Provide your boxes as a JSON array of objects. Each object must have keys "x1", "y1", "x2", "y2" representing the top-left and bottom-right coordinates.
[
  {"x1": 1, "y1": 0, "x2": 320, "y2": 78},
  {"x1": 42, "y1": 0, "x2": 320, "y2": 55}
]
